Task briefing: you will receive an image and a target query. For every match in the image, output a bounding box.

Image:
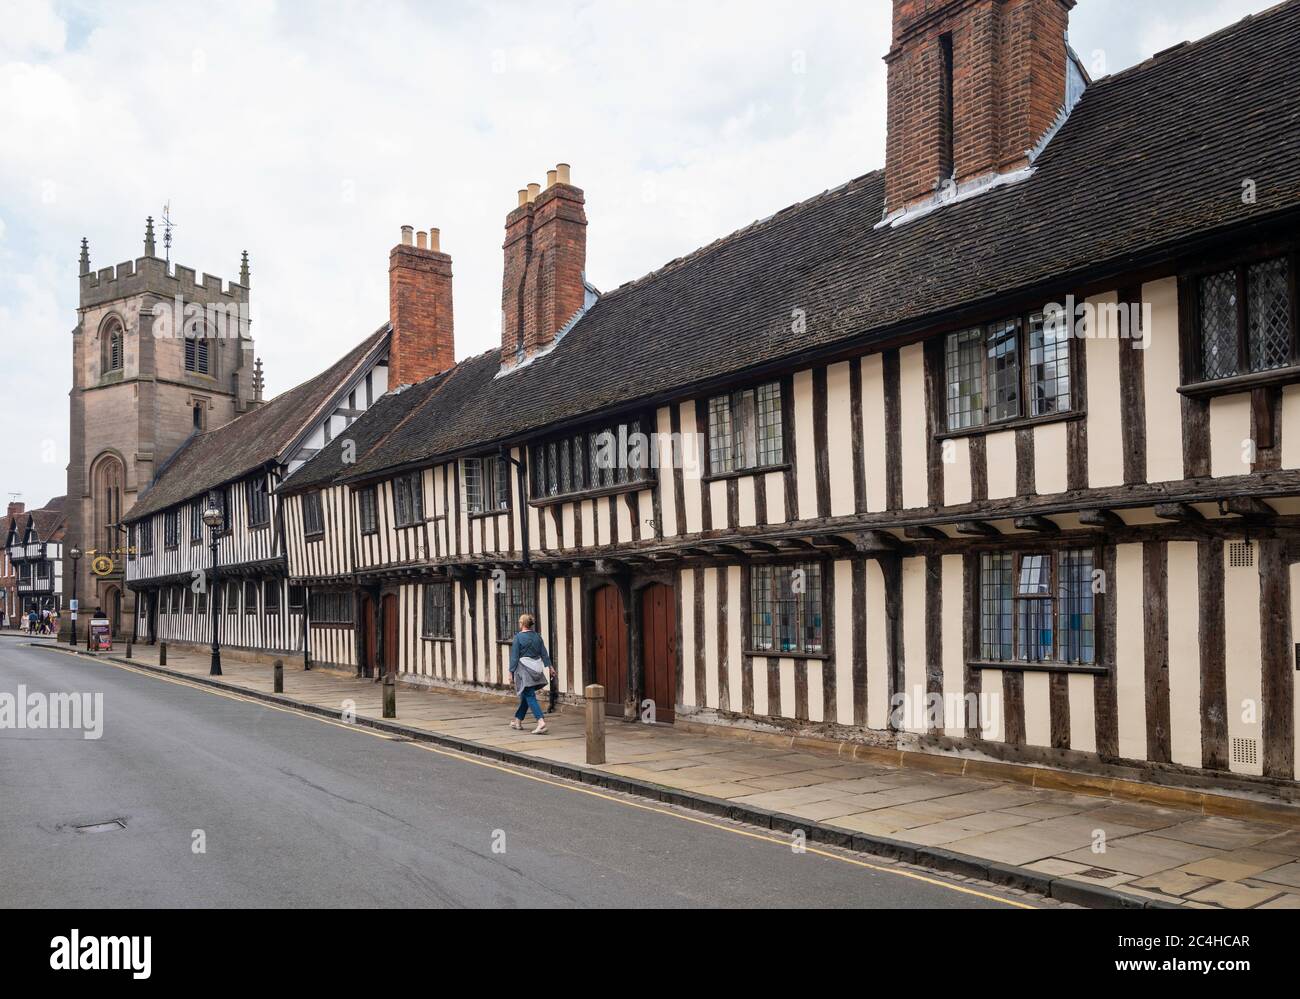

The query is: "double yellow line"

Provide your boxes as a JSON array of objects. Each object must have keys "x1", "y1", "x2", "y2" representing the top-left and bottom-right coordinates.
[{"x1": 58, "y1": 648, "x2": 1036, "y2": 909}]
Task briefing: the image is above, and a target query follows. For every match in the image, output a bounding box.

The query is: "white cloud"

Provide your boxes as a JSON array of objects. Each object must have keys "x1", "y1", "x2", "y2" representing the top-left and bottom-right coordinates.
[{"x1": 0, "y1": 0, "x2": 1279, "y2": 508}]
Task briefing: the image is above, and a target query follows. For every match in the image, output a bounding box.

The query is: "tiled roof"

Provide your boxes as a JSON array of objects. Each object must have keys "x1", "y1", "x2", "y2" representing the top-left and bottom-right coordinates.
[
  {"x1": 278, "y1": 2, "x2": 1300, "y2": 491},
  {"x1": 127, "y1": 327, "x2": 390, "y2": 520}
]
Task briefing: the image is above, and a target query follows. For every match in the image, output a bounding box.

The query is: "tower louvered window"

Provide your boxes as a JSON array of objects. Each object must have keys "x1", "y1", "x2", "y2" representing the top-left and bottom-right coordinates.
[{"x1": 185, "y1": 328, "x2": 210, "y2": 374}]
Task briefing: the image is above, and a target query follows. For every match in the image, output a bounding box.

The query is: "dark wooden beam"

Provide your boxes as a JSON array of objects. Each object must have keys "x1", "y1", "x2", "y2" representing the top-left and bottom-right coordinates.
[
  {"x1": 741, "y1": 540, "x2": 780, "y2": 554},
  {"x1": 851, "y1": 530, "x2": 901, "y2": 552},
  {"x1": 1078, "y1": 508, "x2": 1125, "y2": 529},
  {"x1": 903, "y1": 525, "x2": 947, "y2": 541},
  {"x1": 1013, "y1": 515, "x2": 1059, "y2": 534},
  {"x1": 776, "y1": 539, "x2": 816, "y2": 551},
  {"x1": 1223, "y1": 496, "x2": 1276, "y2": 519},
  {"x1": 955, "y1": 521, "x2": 1000, "y2": 537},
  {"x1": 1154, "y1": 502, "x2": 1204, "y2": 522}
]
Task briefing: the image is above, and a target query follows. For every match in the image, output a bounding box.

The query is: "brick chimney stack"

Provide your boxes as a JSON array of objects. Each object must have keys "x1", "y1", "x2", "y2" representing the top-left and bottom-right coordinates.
[
  {"x1": 7, "y1": 502, "x2": 25, "y2": 521},
  {"x1": 501, "y1": 164, "x2": 588, "y2": 370},
  {"x1": 389, "y1": 225, "x2": 455, "y2": 388},
  {"x1": 883, "y1": 0, "x2": 1075, "y2": 218}
]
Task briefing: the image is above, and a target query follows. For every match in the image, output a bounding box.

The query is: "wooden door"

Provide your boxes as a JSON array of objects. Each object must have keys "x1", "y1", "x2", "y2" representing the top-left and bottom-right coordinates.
[
  {"x1": 361, "y1": 593, "x2": 377, "y2": 676},
  {"x1": 592, "y1": 584, "x2": 627, "y2": 718},
  {"x1": 640, "y1": 584, "x2": 677, "y2": 724},
  {"x1": 382, "y1": 593, "x2": 400, "y2": 677}
]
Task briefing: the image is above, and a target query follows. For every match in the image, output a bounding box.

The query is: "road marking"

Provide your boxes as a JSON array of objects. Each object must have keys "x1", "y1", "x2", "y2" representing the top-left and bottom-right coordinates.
[{"x1": 42, "y1": 647, "x2": 1036, "y2": 909}]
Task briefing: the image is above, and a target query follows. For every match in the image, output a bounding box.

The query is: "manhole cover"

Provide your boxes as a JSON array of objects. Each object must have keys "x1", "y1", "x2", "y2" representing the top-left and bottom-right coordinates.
[{"x1": 74, "y1": 819, "x2": 126, "y2": 834}]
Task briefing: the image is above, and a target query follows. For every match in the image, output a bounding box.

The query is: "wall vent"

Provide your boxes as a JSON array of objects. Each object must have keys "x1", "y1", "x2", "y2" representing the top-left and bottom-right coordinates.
[
  {"x1": 1231, "y1": 737, "x2": 1258, "y2": 767},
  {"x1": 1228, "y1": 541, "x2": 1255, "y2": 568}
]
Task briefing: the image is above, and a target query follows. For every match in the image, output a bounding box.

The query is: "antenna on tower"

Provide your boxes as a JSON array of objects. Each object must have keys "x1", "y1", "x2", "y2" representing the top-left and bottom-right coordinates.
[{"x1": 161, "y1": 201, "x2": 176, "y2": 265}]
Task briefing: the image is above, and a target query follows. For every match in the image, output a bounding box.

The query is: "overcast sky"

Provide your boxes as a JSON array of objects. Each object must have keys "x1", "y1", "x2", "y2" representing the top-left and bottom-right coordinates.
[{"x1": 0, "y1": 0, "x2": 1278, "y2": 511}]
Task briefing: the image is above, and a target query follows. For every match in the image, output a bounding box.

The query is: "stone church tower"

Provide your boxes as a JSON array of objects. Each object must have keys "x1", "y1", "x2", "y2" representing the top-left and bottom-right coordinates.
[{"x1": 65, "y1": 219, "x2": 264, "y2": 634}]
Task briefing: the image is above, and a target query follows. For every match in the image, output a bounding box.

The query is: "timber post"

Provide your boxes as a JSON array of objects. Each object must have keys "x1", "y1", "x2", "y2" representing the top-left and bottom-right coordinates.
[
  {"x1": 273, "y1": 658, "x2": 284, "y2": 694},
  {"x1": 158, "y1": 642, "x2": 167, "y2": 667},
  {"x1": 383, "y1": 670, "x2": 396, "y2": 718},
  {"x1": 125, "y1": 641, "x2": 132, "y2": 659},
  {"x1": 585, "y1": 684, "x2": 606, "y2": 765}
]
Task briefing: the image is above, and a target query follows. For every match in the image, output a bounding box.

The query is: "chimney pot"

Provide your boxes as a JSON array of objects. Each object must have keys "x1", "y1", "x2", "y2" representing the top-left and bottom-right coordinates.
[
  {"x1": 401, "y1": 225, "x2": 414, "y2": 246},
  {"x1": 527, "y1": 183, "x2": 540, "y2": 203},
  {"x1": 429, "y1": 228, "x2": 440, "y2": 252},
  {"x1": 416, "y1": 230, "x2": 428, "y2": 250},
  {"x1": 546, "y1": 169, "x2": 558, "y2": 188},
  {"x1": 556, "y1": 163, "x2": 571, "y2": 185},
  {"x1": 517, "y1": 189, "x2": 529, "y2": 208}
]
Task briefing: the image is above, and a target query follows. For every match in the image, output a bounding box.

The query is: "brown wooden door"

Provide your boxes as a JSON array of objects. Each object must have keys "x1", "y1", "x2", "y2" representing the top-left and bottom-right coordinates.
[
  {"x1": 382, "y1": 593, "x2": 400, "y2": 677},
  {"x1": 361, "y1": 594, "x2": 377, "y2": 676},
  {"x1": 592, "y1": 584, "x2": 627, "y2": 718},
  {"x1": 640, "y1": 583, "x2": 677, "y2": 724}
]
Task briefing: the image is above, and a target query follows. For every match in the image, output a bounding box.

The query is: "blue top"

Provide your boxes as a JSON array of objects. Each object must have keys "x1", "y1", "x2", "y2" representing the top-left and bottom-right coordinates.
[{"x1": 509, "y1": 629, "x2": 553, "y2": 694}]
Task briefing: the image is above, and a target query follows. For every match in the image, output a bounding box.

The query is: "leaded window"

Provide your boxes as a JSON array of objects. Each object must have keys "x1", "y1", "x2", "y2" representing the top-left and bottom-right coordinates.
[
  {"x1": 393, "y1": 472, "x2": 424, "y2": 527},
  {"x1": 749, "y1": 562, "x2": 824, "y2": 654},
  {"x1": 302, "y1": 491, "x2": 325, "y2": 537},
  {"x1": 246, "y1": 476, "x2": 270, "y2": 527},
  {"x1": 422, "y1": 581, "x2": 453, "y2": 639},
  {"x1": 164, "y1": 510, "x2": 180, "y2": 549},
  {"x1": 495, "y1": 576, "x2": 535, "y2": 641},
  {"x1": 945, "y1": 313, "x2": 1072, "y2": 430},
  {"x1": 979, "y1": 549, "x2": 1095, "y2": 665},
  {"x1": 464, "y1": 457, "x2": 510, "y2": 514},
  {"x1": 244, "y1": 580, "x2": 259, "y2": 615},
  {"x1": 310, "y1": 591, "x2": 353, "y2": 624},
  {"x1": 529, "y1": 418, "x2": 653, "y2": 501},
  {"x1": 358, "y1": 486, "x2": 378, "y2": 535},
  {"x1": 1194, "y1": 255, "x2": 1297, "y2": 382},
  {"x1": 264, "y1": 582, "x2": 280, "y2": 616},
  {"x1": 708, "y1": 382, "x2": 783, "y2": 475}
]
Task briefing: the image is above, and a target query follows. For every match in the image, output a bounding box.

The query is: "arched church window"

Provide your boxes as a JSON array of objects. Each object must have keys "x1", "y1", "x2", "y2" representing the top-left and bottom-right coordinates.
[{"x1": 90, "y1": 453, "x2": 125, "y2": 557}]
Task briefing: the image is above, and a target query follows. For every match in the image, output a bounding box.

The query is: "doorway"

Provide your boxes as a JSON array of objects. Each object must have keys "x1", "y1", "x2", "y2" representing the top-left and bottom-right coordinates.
[
  {"x1": 381, "y1": 593, "x2": 400, "y2": 677},
  {"x1": 592, "y1": 584, "x2": 627, "y2": 718},
  {"x1": 639, "y1": 583, "x2": 677, "y2": 724}
]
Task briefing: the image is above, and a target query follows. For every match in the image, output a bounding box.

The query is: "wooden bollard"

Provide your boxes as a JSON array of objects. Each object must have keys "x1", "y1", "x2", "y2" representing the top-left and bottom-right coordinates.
[
  {"x1": 159, "y1": 642, "x2": 167, "y2": 666},
  {"x1": 125, "y1": 642, "x2": 132, "y2": 659},
  {"x1": 273, "y1": 658, "x2": 284, "y2": 694},
  {"x1": 585, "y1": 684, "x2": 606, "y2": 765},
  {"x1": 383, "y1": 671, "x2": 396, "y2": 718}
]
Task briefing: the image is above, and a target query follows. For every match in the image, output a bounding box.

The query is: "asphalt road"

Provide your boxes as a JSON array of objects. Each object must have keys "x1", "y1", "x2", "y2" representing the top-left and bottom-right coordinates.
[{"x1": 0, "y1": 640, "x2": 1036, "y2": 908}]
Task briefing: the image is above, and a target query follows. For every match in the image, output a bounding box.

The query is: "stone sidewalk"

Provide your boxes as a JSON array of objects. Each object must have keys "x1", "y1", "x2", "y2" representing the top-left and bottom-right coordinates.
[{"x1": 40, "y1": 642, "x2": 1300, "y2": 910}]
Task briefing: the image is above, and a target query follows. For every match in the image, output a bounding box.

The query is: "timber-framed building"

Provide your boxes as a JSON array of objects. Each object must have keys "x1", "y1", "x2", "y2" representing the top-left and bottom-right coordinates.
[{"x1": 125, "y1": 0, "x2": 1300, "y2": 803}]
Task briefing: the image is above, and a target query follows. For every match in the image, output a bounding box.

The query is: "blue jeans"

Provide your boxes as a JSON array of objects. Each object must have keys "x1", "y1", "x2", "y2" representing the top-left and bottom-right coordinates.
[{"x1": 515, "y1": 685, "x2": 544, "y2": 722}]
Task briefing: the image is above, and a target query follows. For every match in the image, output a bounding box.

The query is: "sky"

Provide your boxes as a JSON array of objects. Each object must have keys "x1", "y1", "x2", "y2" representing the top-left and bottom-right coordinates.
[{"x1": 0, "y1": 0, "x2": 1280, "y2": 511}]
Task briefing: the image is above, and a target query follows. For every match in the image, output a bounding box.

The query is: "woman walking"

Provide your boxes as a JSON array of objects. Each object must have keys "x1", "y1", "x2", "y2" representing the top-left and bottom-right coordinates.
[{"x1": 508, "y1": 613, "x2": 552, "y2": 735}]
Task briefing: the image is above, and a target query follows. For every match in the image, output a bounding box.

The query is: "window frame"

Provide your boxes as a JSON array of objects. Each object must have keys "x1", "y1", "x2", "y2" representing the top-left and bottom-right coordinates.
[
  {"x1": 244, "y1": 580, "x2": 259, "y2": 616},
  {"x1": 972, "y1": 546, "x2": 1102, "y2": 673},
  {"x1": 705, "y1": 381, "x2": 786, "y2": 480},
  {"x1": 421, "y1": 580, "x2": 454, "y2": 640},
  {"x1": 309, "y1": 590, "x2": 354, "y2": 626},
  {"x1": 302, "y1": 491, "x2": 325, "y2": 539},
  {"x1": 940, "y1": 309, "x2": 1079, "y2": 437},
  {"x1": 138, "y1": 519, "x2": 154, "y2": 557},
  {"x1": 246, "y1": 475, "x2": 271, "y2": 529},
  {"x1": 164, "y1": 509, "x2": 180, "y2": 550},
  {"x1": 358, "y1": 485, "x2": 379, "y2": 536},
  {"x1": 464, "y1": 455, "x2": 512, "y2": 517},
  {"x1": 1181, "y1": 251, "x2": 1300, "y2": 393},
  {"x1": 190, "y1": 502, "x2": 203, "y2": 544},
  {"x1": 184, "y1": 325, "x2": 211, "y2": 375},
  {"x1": 494, "y1": 575, "x2": 536, "y2": 644},
  {"x1": 745, "y1": 560, "x2": 827, "y2": 658},
  {"x1": 527, "y1": 414, "x2": 658, "y2": 505},
  {"x1": 392, "y1": 471, "x2": 424, "y2": 528}
]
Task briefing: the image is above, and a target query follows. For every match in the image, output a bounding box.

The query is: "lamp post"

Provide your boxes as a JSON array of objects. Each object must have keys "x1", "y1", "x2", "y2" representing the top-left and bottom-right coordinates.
[
  {"x1": 203, "y1": 504, "x2": 224, "y2": 676},
  {"x1": 68, "y1": 546, "x2": 82, "y2": 647}
]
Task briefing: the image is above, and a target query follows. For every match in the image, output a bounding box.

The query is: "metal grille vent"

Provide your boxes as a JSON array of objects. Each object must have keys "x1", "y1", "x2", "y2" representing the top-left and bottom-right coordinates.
[
  {"x1": 1231, "y1": 737, "x2": 1258, "y2": 767},
  {"x1": 1228, "y1": 541, "x2": 1255, "y2": 568}
]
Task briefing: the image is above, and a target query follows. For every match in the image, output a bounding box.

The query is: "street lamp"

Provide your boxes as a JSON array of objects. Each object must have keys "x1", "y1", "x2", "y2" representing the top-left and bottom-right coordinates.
[
  {"x1": 68, "y1": 546, "x2": 82, "y2": 647},
  {"x1": 202, "y1": 504, "x2": 224, "y2": 676}
]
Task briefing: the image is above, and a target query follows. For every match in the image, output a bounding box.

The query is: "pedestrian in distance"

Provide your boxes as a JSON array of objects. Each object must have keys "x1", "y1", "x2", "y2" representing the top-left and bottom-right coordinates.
[{"x1": 508, "y1": 613, "x2": 552, "y2": 735}]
